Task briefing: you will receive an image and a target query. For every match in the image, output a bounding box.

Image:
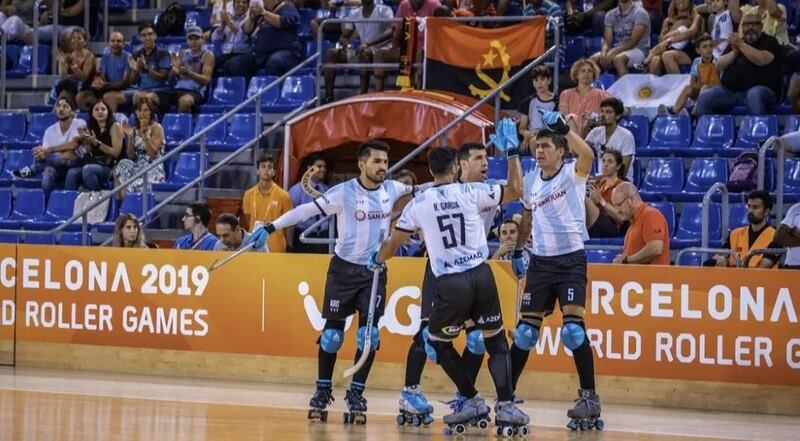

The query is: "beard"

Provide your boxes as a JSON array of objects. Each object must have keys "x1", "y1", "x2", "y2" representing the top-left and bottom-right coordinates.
[
  {"x1": 747, "y1": 213, "x2": 764, "y2": 225},
  {"x1": 744, "y1": 30, "x2": 759, "y2": 44}
]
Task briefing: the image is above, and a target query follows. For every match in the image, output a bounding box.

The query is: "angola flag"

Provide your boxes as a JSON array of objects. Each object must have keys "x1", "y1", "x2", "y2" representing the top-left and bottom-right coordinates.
[{"x1": 424, "y1": 18, "x2": 546, "y2": 110}]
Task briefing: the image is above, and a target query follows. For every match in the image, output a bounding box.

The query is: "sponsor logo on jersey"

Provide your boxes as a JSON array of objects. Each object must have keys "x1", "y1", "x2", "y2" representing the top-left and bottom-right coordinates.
[
  {"x1": 477, "y1": 313, "x2": 500, "y2": 325},
  {"x1": 441, "y1": 325, "x2": 463, "y2": 336},
  {"x1": 354, "y1": 210, "x2": 392, "y2": 222},
  {"x1": 452, "y1": 251, "x2": 484, "y2": 266},
  {"x1": 531, "y1": 188, "x2": 567, "y2": 213}
]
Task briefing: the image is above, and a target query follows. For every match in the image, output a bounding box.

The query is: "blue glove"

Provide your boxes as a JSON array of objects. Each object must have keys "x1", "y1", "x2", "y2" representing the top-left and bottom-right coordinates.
[
  {"x1": 366, "y1": 251, "x2": 385, "y2": 272},
  {"x1": 538, "y1": 109, "x2": 571, "y2": 136},
  {"x1": 248, "y1": 223, "x2": 275, "y2": 250},
  {"x1": 489, "y1": 118, "x2": 520, "y2": 157},
  {"x1": 511, "y1": 249, "x2": 527, "y2": 279}
]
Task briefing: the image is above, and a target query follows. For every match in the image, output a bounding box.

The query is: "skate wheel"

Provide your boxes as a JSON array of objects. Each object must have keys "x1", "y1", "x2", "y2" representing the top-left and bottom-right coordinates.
[
  {"x1": 423, "y1": 414, "x2": 433, "y2": 425},
  {"x1": 502, "y1": 426, "x2": 515, "y2": 437},
  {"x1": 566, "y1": 419, "x2": 578, "y2": 431},
  {"x1": 579, "y1": 420, "x2": 589, "y2": 431},
  {"x1": 411, "y1": 415, "x2": 421, "y2": 426},
  {"x1": 454, "y1": 424, "x2": 466, "y2": 435},
  {"x1": 594, "y1": 419, "x2": 605, "y2": 431},
  {"x1": 320, "y1": 411, "x2": 327, "y2": 422},
  {"x1": 520, "y1": 425, "x2": 530, "y2": 436},
  {"x1": 477, "y1": 419, "x2": 488, "y2": 430},
  {"x1": 396, "y1": 414, "x2": 406, "y2": 426},
  {"x1": 354, "y1": 414, "x2": 366, "y2": 425},
  {"x1": 343, "y1": 413, "x2": 350, "y2": 424}
]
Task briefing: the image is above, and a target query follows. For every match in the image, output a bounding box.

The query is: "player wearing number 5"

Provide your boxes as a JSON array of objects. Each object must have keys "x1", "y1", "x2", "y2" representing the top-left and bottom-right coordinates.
[{"x1": 510, "y1": 110, "x2": 604, "y2": 431}]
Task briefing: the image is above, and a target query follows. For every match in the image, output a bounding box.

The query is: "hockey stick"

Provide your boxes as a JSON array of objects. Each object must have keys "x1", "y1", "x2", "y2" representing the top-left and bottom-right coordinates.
[
  {"x1": 207, "y1": 242, "x2": 256, "y2": 272},
  {"x1": 301, "y1": 165, "x2": 323, "y2": 198}
]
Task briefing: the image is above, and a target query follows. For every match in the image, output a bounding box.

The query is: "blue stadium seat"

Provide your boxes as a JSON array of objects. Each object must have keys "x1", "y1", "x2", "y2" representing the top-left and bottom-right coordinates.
[
  {"x1": 185, "y1": 10, "x2": 211, "y2": 30},
  {"x1": 95, "y1": 193, "x2": 156, "y2": 233},
  {"x1": 586, "y1": 249, "x2": 616, "y2": 264},
  {"x1": 3, "y1": 150, "x2": 41, "y2": 187},
  {"x1": 304, "y1": 40, "x2": 332, "y2": 59},
  {"x1": 24, "y1": 190, "x2": 79, "y2": 231},
  {"x1": 687, "y1": 115, "x2": 735, "y2": 157},
  {"x1": 12, "y1": 113, "x2": 59, "y2": 148},
  {"x1": 202, "y1": 77, "x2": 247, "y2": 112},
  {"x1": 247, "y1": 75, "x2": 281, "y2": 109},
  {"x1": 728, "y1": 203, "x2": 748, "y2": 230},
  {"x1": 563, "y1": 37, "x2": 586, "y2": 70},
  {"x1": 24, "y1": 233, "x2": 56, "y2": 245},
  {"x1": 221, "y1": 114, "x2": 257, "y2": 151},
  {"x1": 784, "y1": 158, "x2": 800, "y2": 199},
  {"x1": 676, "y1": 251, "x2": 703, "y2": 266},
  {"x1": 487, "y1": 156, "x2": 507, "y2": 181},
  {"x1": 734, "y1": 115, "x2": 779, "y2": 149},
  {"x1": 592, "y1": 73, "x2": 616, "y2": 90},
  {"x1": 3, "y1": 44, "x2": 19, "y2": 71},
  {"x1": 192, "y1": 113, "x2": 227, "y2": 148},
  {"x1": 785, "y1": 115, "x2": 800, "y2": 135},
  {"x1": 6, "y1": 45, "x2": 50, "y2": 78},
  {"x1": 265, "y1": 76, "x2": 315, "y2": 113},
  {"x1": 521, "y1": 156, "x2": 535, "y2": 175},
  {"x1": 639, "y1": 158, "x2": 685, "y2": 200},
  {"x1": 0, "y1": 189, "x2": 11, "y2": 219},
  {"x1": 619, "y1": 115, "x2": 649, "y2": 148},
  {"x1": 503, "y1": 201, "x2": 523, "y2": 219},
  {"x1": 0, "y1": 112, "x2": 27, "y2": 144},
  {"x1": 59, "y1": 231, "x2": 92, "y2": 245},
  {"x1": 674, "y1": 158, "x2": 729, "y2": 201},
  {"x1": 152, "y1": 152, "x2": 209, "y2": 191},
  {"x1": 0, "y1": 189, "x2": 45, "y2": 229},
  {"x1": 644, "y1": 116, "x2": 691, "y2": 156},
  {"x1": 650, "y1": 201, "x2": 676, "y2": 237},
  {"x1": 631, "y1": 158, "x2": 641, "y2": 186},
  {"x1": 672, "y1": 203, "x2": 722, "y2": 248},
  {"x1": 298, "y1": 8, "x2": 315, "y2": 38},
  {"x1": 162, "y1": 113, "x2": 194, "y2": 149}
]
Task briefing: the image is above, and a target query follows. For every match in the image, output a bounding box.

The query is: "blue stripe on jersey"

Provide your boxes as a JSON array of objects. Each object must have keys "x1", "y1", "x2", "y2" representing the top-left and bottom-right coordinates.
[{"x1": 338, "y1": 180, "x2": 357, "y2": 258}]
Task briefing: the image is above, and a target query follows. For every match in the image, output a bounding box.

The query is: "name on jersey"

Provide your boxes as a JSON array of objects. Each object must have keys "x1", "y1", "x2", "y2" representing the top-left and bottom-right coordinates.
[
  {"x1": 354, "y1": 209, "x2": 391, "y2": 221},
  {"x1": 443, "y1": 251, "x2": 484, "y2": 268},
  {"x1": 531, "y1": 188, "x2": 567, "y2": 212},
  {"x1": 433, "y1": 201, "x2": 460, "y2": 211}
]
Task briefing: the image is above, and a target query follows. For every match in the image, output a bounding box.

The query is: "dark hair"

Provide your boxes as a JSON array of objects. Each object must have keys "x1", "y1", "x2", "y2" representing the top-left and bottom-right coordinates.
[
  {"x1": 428, "y1": 147, "x2": 457, "y2": 177},
  {"x1": 188, "y1": 202, "x2": 212, "y2": 226},
  {"x1": 70, "y1": 27, "x2": 88, "y2": 43},
  {"x1": 500, "y1": 218, "x2": 519, "y2": 228},
  {"x1": 358, "y1": 140, "x2": 390, "y2": 161},
  {"x1": 394, "y1": 169, "x2": 417, "y2": 186},
  {"x1": 133, "y1": 100, "x2": 157, "y2": 128},
  {"x1": 601, "y1": 149, "x2": 627, "y2": 180},
  {"x1": 138, "y1": 23, "x2": 156, "y2": 34},
  {"x1": 56, "y1": 95, "x2": 77, "y2": 111},
  {"x1": 257, "y1": 153, "x2": 275, "y2": 168},
  {"x1": 88, "y1": 100, "x2": 115, "y2": 138},
  {"x1": 433, "y1": 5, "x2": 453, "y2": 16},
  {"x1": 535, "y1": 129, "x2": 568, "y2": 151},
  {"x1": 457, "y1": 142, "x2": 486, "y2": 163},
  {"x1": 305, "y1": 154, "x2": 326, "y2": 170},
  {"x1": 600, "y1": 97, "x2": 625, "y2": 116},
  {"x1": 216, "y1": 213, "x2": 240, "y2": 229},
  {"x1": 748, "y1": 190, "x2": 773, "y2": 210},
  {"x1": 531, "y1": 65, "x2": 552, "y2": 80},
  {"x1": 695, "y1": 33, "x2": 712, "y2": 46}
]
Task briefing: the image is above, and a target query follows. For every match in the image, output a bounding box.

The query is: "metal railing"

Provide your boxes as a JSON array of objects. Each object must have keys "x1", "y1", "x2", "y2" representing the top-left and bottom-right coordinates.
[
  {"x1": 701, "y1": 182, "x2": 729, "y2": 250},
  {"x1": 757, "y1": 137, "x2": 785, "y2": 221},
  {"x1": 676, "y1": 247, "x2": 740, "y2": 267},
  {"x1": 1, "y1": 31, "x2": 6, "y2": 109}
]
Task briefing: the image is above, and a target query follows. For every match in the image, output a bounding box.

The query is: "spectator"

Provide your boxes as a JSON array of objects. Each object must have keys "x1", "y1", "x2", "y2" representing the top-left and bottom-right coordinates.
[
  {"x1": 710, "y1": 0, "x2": 733, "y2": 61},
  {"x1": 0, "y1": 0, "x2": 34, "y2": 44},
  {"x1": 209, "y1": 0, "x2": 236, "y2": 29},
  {"x1": 591, "y1": 0, "x2": 651, "y2": 76},
  {"x1": 37, "y1": 0, "x2": 85, "y2": 47},
  {"x1": 769, "y1": 130, "x2": 800, "y2": 157},
  {"x1": 288, "y1": 156, "x2": 330, "y2": 253},
  {"x1": 659, "y1": 34, "x2": 719, "y2": 116},
  {"x1": 394, "y1": 0, "x2": 441, "y2": 53},
  {"x1": 766, "y1": 202, "x2": 800, "y2": 269},
  {"x1": 211, "y1": 0, "x2": 253, "y2": 75},
  {"x1": 174, "y1": 202, "x2": 220, "y2": 250},
  {"x1": 225, "y1": 0, "x2": 301, "y2": 76},
  {"x1": 128, "y1": 24, "x2": 172, "y2": 115},
  {"x1": 640, "y1": 0, "x2": 702, "y2": 75},
  {"x1": 637, "y1": 0, "x2": 664, "y2": 34},
  {"x1": 729, "y1": 0, "x2": 789, "y2": 46},
  {"x1": 586, "y1": 149, "x2": 628, "y2": 238},
  {"x1": 323, "y1": 0, "x2": 395, "y2": 103},
  {"x1": 54, "y1": 27, "x2": 96, "y2": 111},
  {"x1": 89, "y1": 32, "x2": 133, "y2": 113},
  {"x1": 523, "y1": 0, "x2": 563, "y2": 41},
  {"x1": 585, "y1": 97, "x2": 635, "y2": 181},
  {"x1": 492, "y1": 219, "x2": 521, "y2": 260},
  {"x1": 13, "y1": 96, "x2": 85, "y2": 197},
  {"x1": 611, "y1": 182, "x2": 670, "y2": 265},
  {"x1": 241, "y1": 153, "x2": 293, "y2": 252},
  {"x1": 432, "y1": 4, "x2": 455, "y2": 16},
  {"x1": 114, "y1": 100, "x2": 166, "y2": 197},
  {"x1": 558, "y1": 58, "x2": 610, "y2": 137},
  {"x1": 111, "y1": 213, "x2": 146, "y2": 248},
  {"x1": 518, "y1": 65, "x2": 558, "y2": 155},
  {"x1": 394, "y1": 169, "x2": 417, "y2": 186},
  {"x1": 694, "y1": 10, "x2": 787, "y2": 116},
  {"x1": 75, "y1": 100, "x2": 123, "y2": 191},
  {"x1": 565, "y1": 0, "x2": 615, "y2": 37},
  {"x1": 166, "y1": 26, "x2": 215, "y2": 114},
  {"x1": 214, "y1": 213, "x2": 268, "y2": 251},
  {"x1": 705, "y1": 190, "x2": 774, "y2": 267}
]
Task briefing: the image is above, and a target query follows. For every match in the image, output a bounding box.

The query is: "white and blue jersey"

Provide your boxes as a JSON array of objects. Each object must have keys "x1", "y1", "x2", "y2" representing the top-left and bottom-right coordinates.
[
  {"x1": 396, "y1": 182, "x2": 504, "y2": 277},
  {"x1": 522, "y1": 161, "x2": 588, "y2": 257},
  {"x1": 314, "y1": 178, "x2": 413, "y2": 266}
]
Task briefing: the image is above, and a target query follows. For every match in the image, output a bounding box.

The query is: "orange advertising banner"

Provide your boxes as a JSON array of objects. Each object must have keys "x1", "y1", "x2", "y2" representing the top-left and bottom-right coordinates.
[
  {"x1": 0, "y1": 244, "x2": 15, "y2": 365},
  {"x1": 8, "y1": 245, "x2": 800, "y2": 386}
]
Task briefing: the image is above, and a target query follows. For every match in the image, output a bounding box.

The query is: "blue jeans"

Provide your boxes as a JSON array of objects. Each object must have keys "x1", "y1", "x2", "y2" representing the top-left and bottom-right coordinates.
[
  {"x1": 694, "y1": 85, "x2": 776, "y2": 117},
  {"x1": 81, "y1": 163, "x2": 111, "y2": 191},
  {"x1": 39, "y1": 153, "x2": 82, "y2": 197}
]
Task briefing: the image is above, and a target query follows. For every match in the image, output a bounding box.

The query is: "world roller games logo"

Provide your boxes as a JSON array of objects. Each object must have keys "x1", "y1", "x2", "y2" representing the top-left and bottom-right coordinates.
[{"x1": 469, "y1": 39, "x2": 512, "y2": 103}]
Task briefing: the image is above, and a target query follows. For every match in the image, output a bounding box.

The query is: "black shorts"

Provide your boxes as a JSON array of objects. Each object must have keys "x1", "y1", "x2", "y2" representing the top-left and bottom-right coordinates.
[
  {"x1": 419, "y1": 258, "x2": 436, "y2": 321},
  {"x1": 522, "y1": 249, "x2": 587, "y2": 317},
  {"x1": 428, "y1": 263, "x2": 503, "y2": 339},
  {"x1": 322, "y1": 255, "x2": 386, "y2": 323}
]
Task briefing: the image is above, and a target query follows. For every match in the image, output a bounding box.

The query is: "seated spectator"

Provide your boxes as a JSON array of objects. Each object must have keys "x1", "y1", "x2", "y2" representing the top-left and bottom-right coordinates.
[
  {"x1": 214, "y1": 213, "x2": 268, "y2": 251},
  {"x1": 694, "y1": 10, "x2": 787, "y2": 116},
  {"x1": 75, "y1": 100, "x2": 123, "y2": 191},
  {"x1": 128, "y1": 24, "x2": 172, "y2": 115},
  {"x1": 764, "y1": 202, "x2": 800, "y2": 269},
  {"x1": 394, "y1": 169, "x2": 417, "y2": 186},
  {"x1": 0, "y1": 1, "x2": 34, "y2": 44},
  {"x1": 705, "y1": 190, "x2": 774, "y2": 267},
  {"x1": 590, "y1": 0, "x2": 651, "y2": 76},
  {"x1": 558, "y1": 59, "x2": 611, "y2": 137},
  {"x1": 241, "y1": 153, "x2": 293, "y2": 252},
  {"x1": 565, "y1": 0, "x2": 615, "y2": 37},
  {"x1": 166, "y1": 27, "x2": 215, "y2": 114},
  {"x1": 770, "y1": 130, "x2": 800, "y2": 157},
  {"x1": 611, "y1": 182, "x2": 670, "y2": 264},
  {"x1": 709, "y1": 0, "x2": 733, "y2": 61},
  {"x1": 492, "y1": 219, "x2": 521, "y2": 260},
  {"x1": 523, "y1": 0, "x2": 563, "y2": 42},
  {"x1": 730, "y1": 0, "x2": 789, "y2": 46},
  {"x1": 211, "y1": 0, "x2": 253, "y2": 75},
  {"x1": 114, "y1": 100, "x2": 166, "y2": 197},
  {"x1": 54, "y1": 28, "x2": 96, "y2": 111},
  {"x1": 112, "y1": 213, "x2": 146, "y2": 248},
  {"x1": 518, "y1": 67, "x2": 557, "y2": 156},
  {"x1": 36, "y1": 0, "x2": 85, "y2": 48},
  {"x1": 209, "y1": 0, "x2": 236, "y2": 29},
  {"x1": 659, "y1": 34, "x2": 719, "y2": 116},
  {"x1": 639, "y1": 0, "x2": 702, "y2": 75},
  {"x1": 585, "y1": 97, "x2": 635, "y2": 181},
  {"x1": 174, "y1": 202, "x2": 220, "y2": 250},
  {"x1": 13, "y1": 96, "x2": 85, "y2": 197},
  {"x1": 288, "y1": 156, "x2": 329, "y2": 253},
  {"x1": 323, "y1": 0, "x2": 395, "y2": 102},
  {"x1": 586, "y1": 150, "x2": 627, "y2": 238},
  {"x1": 89, "y1": 32, "x2": 133, "y2": 113},
  {"x1": 224, "y1": 0, "x2": 301, "y2": 77}
]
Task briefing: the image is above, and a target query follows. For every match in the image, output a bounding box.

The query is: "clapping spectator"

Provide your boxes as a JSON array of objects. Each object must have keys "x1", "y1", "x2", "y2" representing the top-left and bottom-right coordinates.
[
  {"x1": 585, "y1": 150, "x2": 627, "y2": 238},
  {"x1": 89, "y1": 32, "x2": 133, "y2": 113},
  {"x1": 128, "y1": 24, "x2": 172, "y2": 115},
  {"x1": 585, "y1": 97, "x2": 635, "y2": 181},
  {"x1": 659, "y1": 34, "x2": 719, "y2": 116},
  {"x1": 611, "y1": 182, "x2": 670, "y2": 265},
  {"x1": 112, "y1": 213, "x2": 147, "y2": 248},
  {"x1": 729, "y1": 0, "x2": 789, "y2": 46},
  {"x1": 114, "y1": 100, "x2": 166, "y2": 198},
  {"x1": 225, "y1": 0, "x2": 301, "y2": 76},
  {"x1": 212, "y1": 0, "x2": 253, "y2": 75},
  {"x1": 75, "y1": 100, "x2": 123, "y2": 191},
  {"x1": 174, "y1": 202, "x2": 220, "y2": 250},
  {"x1": 558, "y1": 59, "x2": 610, "y2": 137},
  {"x1": 517, "y1": 65, "x2": 557, "y2": 154},
  {"x1": 165, "y1": 27, "x2": 215, "y2": 113},
  {"x1": 709, "y1": 0, "x2": 734, "y2": 61},
  {"x1": 55, "y1": 28, "x2": 96, "y2": 111},
  {"x1": 214, "y1": 213, "x2": 268, "y2": 251},
  {"x1": 639, "y1": 0, "x2": 702, "y2": 75},
  {"x1": 209, "y1": 0, "x2": 236, "y2": 29},
  {"x1": 565, "y1": 0, "x2": 615, "y2": 37},
  {"x1": 590, "y1": 0, "x2": 651, "y2": 76}
]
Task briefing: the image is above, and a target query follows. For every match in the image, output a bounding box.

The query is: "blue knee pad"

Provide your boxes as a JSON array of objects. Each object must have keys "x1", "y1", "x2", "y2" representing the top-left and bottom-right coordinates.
[
  {"x1": 561, "y1": 322, "x2": 586, "y2": 350},
  {"x1": 320, "y1": 328, "x2": 344, "y2": 354},
  {"x1": 513, "y1": 323, "x2": 540, "y2": 351},
  {"x1": 356, "y1": 326, "x2": 380, "y2": 352},
  {"x1": 421, "y1": 326, "x2": 437, "y2": 362},
  {"x1": 465, "y1": 329, "x2": 486, "y2": 355}
]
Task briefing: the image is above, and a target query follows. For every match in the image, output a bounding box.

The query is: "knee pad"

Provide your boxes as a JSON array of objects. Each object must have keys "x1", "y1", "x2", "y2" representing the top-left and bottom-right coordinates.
[
  {"x1": 514, "y1": 323, "x2": 540, "y2": 351},
  {"x1": 319, "y1": 328, "x2": 344, "y2": 354},
  {"x1": 465, "y1": 329, "x2": 486, "y2": 355},
  {"x1": 421, "y1": 326, "x2": 437, "y2": 362},
  {"x1": 356, "y1": 326, "x2": 380, "y2": 352},
  {"x1": 560, "y1": 318, "x2": 586, "y2": 351}
]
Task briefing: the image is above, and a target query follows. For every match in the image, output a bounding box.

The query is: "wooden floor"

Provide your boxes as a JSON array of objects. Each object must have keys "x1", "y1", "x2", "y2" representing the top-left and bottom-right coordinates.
[{"x1": 0, "y1": 368, "x2": 798, "y2": 441}]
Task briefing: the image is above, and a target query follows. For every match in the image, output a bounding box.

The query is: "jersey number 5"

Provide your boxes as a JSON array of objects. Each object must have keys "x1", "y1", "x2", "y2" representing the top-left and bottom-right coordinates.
[{"x1": 437, "y1": 213, "x2": 466, "y2": 249}]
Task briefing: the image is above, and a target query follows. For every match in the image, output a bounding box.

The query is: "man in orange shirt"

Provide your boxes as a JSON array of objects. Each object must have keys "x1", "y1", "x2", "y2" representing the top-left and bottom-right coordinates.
[
  {"x1": 241, "y1": 153, "x2": 293, "y2": 252},
  {"x1": 610, "y1": 182, "x2": 670, "y2": 265}
]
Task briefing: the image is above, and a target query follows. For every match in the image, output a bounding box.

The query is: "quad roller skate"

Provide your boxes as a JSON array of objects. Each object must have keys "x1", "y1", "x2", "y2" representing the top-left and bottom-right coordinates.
[
  {"x1": 566, "y1": 388, "x2": 604, "y2": 431},
  {"x1": 397, "y1": 386, "x2": 434, "y2": 426},
  {"x1": 442, "y1": 394, "x2": 491, "y2": 436},
  {"x1": 343, "y1": 388, "x2": 368, "y2": 425},
  {"x1": 307, "y1": 382, "x2": 334, "y2": 422},
  {"x1": 494, "y1": 400, "x2": 531, "y2": 437}
]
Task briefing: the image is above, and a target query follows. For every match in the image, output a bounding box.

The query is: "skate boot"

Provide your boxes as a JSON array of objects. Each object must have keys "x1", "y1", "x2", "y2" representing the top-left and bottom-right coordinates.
[
  {"x1": 307, "y1": 380, "x2": 334, "y2": 422},
  {"x1": 442, "y1": 394, "x2": 491, "y2": 435},
  {"x1": 566, "y1": 388, "x2": 604, "y2": 431},
  {"x1": 494, "y1": 401, "x2": 531, "y2": 437},
  {"x1": 343, "y1": 386, "x2": 368, "y2": 424},
  {"x1": 397, "y1": 385, "x2": 434, "y2": 426}
]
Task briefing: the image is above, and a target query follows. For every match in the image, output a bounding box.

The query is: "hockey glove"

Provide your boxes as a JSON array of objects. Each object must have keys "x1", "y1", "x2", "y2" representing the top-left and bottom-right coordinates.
[
  {"x1": 538, "y1": 109, "x2": 570, "y2": 136},
  {"x1": 511, "y1": 249, "x2": 527, "y2": 279}
]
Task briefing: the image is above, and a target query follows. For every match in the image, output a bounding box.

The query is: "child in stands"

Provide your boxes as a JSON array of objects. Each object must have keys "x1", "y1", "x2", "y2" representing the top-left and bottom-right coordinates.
[{"x1": 659, "y1": 34, "x2": 719, "y2": 116}]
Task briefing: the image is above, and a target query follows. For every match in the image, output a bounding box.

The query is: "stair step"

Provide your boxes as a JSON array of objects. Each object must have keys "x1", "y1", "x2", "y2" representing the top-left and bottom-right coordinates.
[{"x1": 7, "y1": 91, "x2": 49, "y2": 109}]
